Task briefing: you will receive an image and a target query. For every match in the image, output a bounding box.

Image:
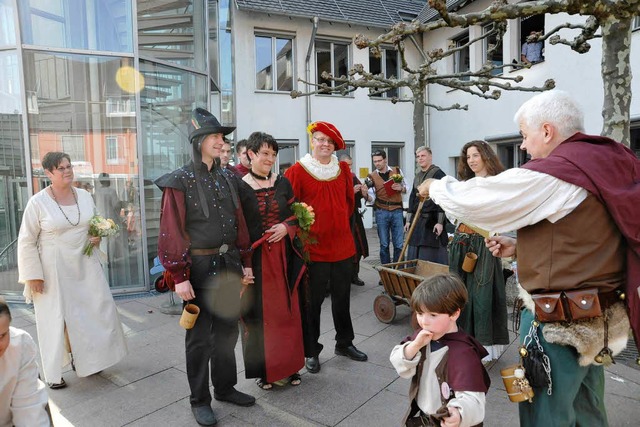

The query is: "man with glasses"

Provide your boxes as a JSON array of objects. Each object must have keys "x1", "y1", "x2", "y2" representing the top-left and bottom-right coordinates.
[
  {"x1": 366, "y1": 150, "x2": 407, "y2": 274},
  {"x1": 285, "y1": 121, "x2": 368, "y2": 374}
]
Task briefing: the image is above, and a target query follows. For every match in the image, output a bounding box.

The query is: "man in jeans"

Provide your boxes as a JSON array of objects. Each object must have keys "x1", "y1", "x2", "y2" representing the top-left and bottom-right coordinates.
[{"x1": 366, "y1": 150, "x2": 407, "y2": 277}]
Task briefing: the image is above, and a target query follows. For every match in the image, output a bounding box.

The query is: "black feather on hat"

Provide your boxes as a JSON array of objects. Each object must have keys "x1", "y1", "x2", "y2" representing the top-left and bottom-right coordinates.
[{"x1": 188, "y1": 108, "x2": 235, "y2": 143}]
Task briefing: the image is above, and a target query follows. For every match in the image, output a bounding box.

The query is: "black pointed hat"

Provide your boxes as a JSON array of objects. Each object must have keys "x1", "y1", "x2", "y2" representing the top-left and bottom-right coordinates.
[{"x1": 188, "y1": 108, "x2": 235, "y2": 143}]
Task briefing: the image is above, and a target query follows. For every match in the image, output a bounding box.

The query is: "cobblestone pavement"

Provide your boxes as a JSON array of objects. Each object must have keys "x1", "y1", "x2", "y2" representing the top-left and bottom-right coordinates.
[{"x1": 8, "y1": 228, "x2": 640, "y2": 426}]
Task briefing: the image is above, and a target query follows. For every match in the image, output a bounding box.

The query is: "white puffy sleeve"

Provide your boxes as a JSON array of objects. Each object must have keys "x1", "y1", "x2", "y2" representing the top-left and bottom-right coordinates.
[{"x1": 18, "y1": 196, "x2": 45, "y2": 287}]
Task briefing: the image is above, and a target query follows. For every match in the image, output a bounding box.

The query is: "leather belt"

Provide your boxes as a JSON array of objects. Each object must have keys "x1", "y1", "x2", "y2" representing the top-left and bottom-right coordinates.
[
  {"x1": 191, "y1": 244, "x2": 234, "y2": 256},
  {"x1": 375, "y1": 200, "x2": 403, "y2": 209},
  {"x1": 457, "y1": 223, "x2": 477, "y2": 235}
]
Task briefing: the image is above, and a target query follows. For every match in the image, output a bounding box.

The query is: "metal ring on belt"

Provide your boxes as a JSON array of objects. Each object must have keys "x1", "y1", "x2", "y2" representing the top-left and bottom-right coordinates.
[{"x1": 191, "y1": 244, "x2": 232, "y2": 256}]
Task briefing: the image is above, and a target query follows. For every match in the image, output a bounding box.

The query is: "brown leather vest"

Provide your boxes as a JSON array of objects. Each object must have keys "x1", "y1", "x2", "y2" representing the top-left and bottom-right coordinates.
[
  {"x1": 371, "y1": 166, "x2": 403, "y2": 211},
  {"x1": 517, "y1": 194, "x2": 625, "y2": 294}
]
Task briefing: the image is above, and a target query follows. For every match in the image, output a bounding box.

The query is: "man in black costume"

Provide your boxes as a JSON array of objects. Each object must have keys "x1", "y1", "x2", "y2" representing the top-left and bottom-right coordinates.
[{"x1": 156, "y1": 108, "x2": 255, "y2": 426}]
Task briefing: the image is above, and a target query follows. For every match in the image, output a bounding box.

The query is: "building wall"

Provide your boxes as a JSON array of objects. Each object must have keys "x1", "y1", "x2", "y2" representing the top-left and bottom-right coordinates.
[
  {"x1": 422, "y1": 0, "x2": 640, "y2": 175},
  {"x1": 231, "y1": 9, "x2": 421, "y2": 226}
]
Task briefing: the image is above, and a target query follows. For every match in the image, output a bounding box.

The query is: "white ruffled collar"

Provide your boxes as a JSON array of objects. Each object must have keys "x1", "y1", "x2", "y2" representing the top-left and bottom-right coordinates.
[{"x1": 299, "y1": 153, "x2": 340, "y2": 181}]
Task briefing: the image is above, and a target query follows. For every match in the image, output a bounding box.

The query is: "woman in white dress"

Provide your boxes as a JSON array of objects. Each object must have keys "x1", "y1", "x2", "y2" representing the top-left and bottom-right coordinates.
[{"x1": 17, "y1": 152, "x2": 127, "y2": 388}]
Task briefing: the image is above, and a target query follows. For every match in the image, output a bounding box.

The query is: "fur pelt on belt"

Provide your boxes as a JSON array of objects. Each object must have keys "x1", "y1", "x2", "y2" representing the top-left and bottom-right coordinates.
[{"x1": 519, "y1": 286, "x2": 630, "y2": 367}]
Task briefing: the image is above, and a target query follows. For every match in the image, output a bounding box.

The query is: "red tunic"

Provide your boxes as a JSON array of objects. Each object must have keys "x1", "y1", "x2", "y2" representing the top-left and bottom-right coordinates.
[{"x1": 285, "y1": 160, "x2": 355, "y2": 262}]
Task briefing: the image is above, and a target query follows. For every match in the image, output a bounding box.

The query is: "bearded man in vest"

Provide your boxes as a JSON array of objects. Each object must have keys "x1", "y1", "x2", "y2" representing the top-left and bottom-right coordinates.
[
  {"x1": 418, "y1": 90, "x2": 639, "y2": 427},
  {"x1": 405, "y1": 146, "x2": 448, "y2": 264},
  {"x1": 366, "y1": 150, "x2": 407, "y2": 272}
]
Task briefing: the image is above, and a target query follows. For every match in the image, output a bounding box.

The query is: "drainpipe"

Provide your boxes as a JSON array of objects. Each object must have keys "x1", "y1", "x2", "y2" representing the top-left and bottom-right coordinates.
[{"x1": 305, "y1": 16, "x2": 319, "y2": 152}]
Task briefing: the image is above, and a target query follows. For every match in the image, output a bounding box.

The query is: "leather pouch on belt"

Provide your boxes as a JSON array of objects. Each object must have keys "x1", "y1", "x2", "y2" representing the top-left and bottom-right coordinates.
[
  {"x1": 565, "y1": 288, "x2": 602, "y2": 320},
  {"x1": 531, "y1": 292, "x2": 565, "y2": 323}
]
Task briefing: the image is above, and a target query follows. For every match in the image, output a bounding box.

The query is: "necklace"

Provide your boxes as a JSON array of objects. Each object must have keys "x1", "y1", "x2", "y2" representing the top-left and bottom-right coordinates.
[
  {"x1": 249, "y1": 169, "x2": 272, "y2": 180},
  {"x1": 49, "y1": 185, "x2": 80, "y2": 226}
]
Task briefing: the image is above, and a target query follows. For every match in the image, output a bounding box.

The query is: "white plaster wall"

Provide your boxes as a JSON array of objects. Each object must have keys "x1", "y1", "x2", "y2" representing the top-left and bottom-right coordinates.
[
  {"x1": 232, "y1": 8, "x2": 423, "y2": 227},
  {"x1": 422, "y1": 0, "x2": 640, "y2": 176}
]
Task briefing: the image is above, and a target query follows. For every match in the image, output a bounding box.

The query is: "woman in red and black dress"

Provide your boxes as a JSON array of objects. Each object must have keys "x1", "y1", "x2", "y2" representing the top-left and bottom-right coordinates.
[{"x1": 238, "y1": 132, "x2": 306, "y2": 390}]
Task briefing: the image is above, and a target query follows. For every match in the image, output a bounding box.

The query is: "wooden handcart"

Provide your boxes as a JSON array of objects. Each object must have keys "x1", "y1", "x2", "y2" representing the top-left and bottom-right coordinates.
[
  {"x1": 373, "y1": 259, "x2": 448, "y2": 323},
  {"x1": 372, "y1": 198, "x2": 448, "y2": 324}
]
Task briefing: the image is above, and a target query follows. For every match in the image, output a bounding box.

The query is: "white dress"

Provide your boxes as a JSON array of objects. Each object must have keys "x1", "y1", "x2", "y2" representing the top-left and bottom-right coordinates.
[{"x1": 17, "y1": 188, "x2": 127, "y2": 383}]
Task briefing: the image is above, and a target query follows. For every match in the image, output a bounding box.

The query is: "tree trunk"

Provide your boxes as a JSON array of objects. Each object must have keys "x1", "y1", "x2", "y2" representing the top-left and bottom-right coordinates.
[
  {"x1": 412, "y1": 87, "x2": 426, "y2": 149},
  {"x1": 600, "y1": 15, "x2": 632, "y2": 146}
]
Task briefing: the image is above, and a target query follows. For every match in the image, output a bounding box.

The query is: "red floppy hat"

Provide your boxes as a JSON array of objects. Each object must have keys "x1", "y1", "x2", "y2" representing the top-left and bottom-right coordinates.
[{"x1": 307, "y1": 121, "x2": 345, "y2": 150}]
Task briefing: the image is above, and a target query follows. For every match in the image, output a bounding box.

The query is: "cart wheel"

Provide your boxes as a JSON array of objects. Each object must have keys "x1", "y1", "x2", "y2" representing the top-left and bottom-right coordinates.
[
  {"x1": 154, "y1": 275, "x2": 169, "y2": 293},
  {"x1": 374, "y1": 294, "x2": 396, "y2": 323}
]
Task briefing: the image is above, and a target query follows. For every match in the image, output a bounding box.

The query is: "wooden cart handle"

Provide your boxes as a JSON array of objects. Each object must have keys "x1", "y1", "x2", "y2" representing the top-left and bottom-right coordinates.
[{"x1": 397, "y1": 197, "x2": 426, "y2": 263}]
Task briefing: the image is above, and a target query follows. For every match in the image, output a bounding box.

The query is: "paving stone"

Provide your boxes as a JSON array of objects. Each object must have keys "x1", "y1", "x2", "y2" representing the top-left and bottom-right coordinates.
[
  {"x1": 336, "y1": 389, "x2": 406, "y2": 427},
  {"x1": 59, "y1": 368, "x2": 190, "y2": 426}
]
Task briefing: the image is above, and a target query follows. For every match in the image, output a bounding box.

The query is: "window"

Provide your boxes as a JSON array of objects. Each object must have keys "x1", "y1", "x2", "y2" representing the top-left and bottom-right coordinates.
[
  {"x1": 315, "y1": 40, "x2": 349, "y2": 94},
  {"x1": 276, "y1": 141, "x2": 298, "y2": 175},
  {"x1": 371, "y1": 144, "x2": 403, "y2": 172},
  {"x1": 255, "y1": 35, "x2": 294, "y2": 91},
  {"x1": 369, "y1": 47, "x2": 400, "y2": 98},
  {"x1": 335, "y1": 142, "x2": 355, "y2": 163},
  {"x1": 452, "y1": 32, "x2": 470, "y2": 80},
  {"x1": 138, "y1": 0, "x2": 206, "y2": 69},
  {"x1": 30, "y1": 134, "x2": 39, "y2": 163},
  {"x1": 520, "y1": 14, "x2": 545, "y2": 64},
  {"x1": 483, "y1": 23, "x2": 503, "y2": 76},
  {"x1": 496, "y1": 140, "x2": 529, "y2": 169},
  {"x1": 106, "y1": 136, "x2": 120, "y2": 165},
  {"x1": 634, "y1": 15, "x2": 640, "y2": 30},
  {"x1": 18, "y1": 0, "x2": 133, "y2": 52},
  {"x1": 61, "y1": 135, "x2": 85, "y2": 161}
]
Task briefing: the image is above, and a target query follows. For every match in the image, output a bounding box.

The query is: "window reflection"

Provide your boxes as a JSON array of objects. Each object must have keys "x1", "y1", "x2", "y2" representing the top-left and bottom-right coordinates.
[
  {"x1": 18, "y1": 0, "x2": 133, "y2": 52},
  {"x1": 137, "y1": 0, "x2": 206, "y2": 70},
  {"x1": 0, "y1": 0, "x2": 17, "y2": 47},
  {"x1": 22, "y1": 51, "x2": 144, "y2": 289},
  {"x1": 315, "y1": 40, "x2": 350, "y2": 95},
  {"x1": 255, "y1": 35, "x2": 294, "y2": 91},
  {"x1": 0, "y1": 51, "x2": 28, "y2": 297},
  {"x1": 276, "y1": 141, "x2": 298, "y2": 175},
  {"x1": 139, "y1": 59, "x2": 207, "y2": 268}
]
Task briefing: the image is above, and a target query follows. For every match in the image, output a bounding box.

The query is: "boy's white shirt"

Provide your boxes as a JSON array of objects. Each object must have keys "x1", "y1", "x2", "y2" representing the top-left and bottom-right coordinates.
[{"x1": 390, "y1": 341, "x2": 485, "y2": 427}]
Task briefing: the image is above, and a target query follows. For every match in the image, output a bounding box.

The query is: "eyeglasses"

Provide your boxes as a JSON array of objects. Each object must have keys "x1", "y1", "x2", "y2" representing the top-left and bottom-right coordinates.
[
  {"x1": 313, "y1": 136, "x2": 334, "y2": 145},
  {"x1": 56, "y1": 165, "x2": 74, "y2": 173}
]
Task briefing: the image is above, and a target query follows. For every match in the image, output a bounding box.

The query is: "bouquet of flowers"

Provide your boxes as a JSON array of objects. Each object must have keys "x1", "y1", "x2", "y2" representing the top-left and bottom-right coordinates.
[
  {"x1": 83, "y1": 215, "x2": 119, "y2": 256},
  {"x1": 290, "y1": 202, "x2": 315, "y2": 231},
  {"x1": 390, "y1": 173, "x2": 403, "y2": 183},
  {"x1": 249, "y1": 202, "x2": 317, "y2": 262}
]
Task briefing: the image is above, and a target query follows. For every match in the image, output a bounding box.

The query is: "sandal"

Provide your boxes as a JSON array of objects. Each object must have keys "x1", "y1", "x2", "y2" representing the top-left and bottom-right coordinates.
[
  {"x1": 289, "y1": 373, "x2": 301, "y2": 386},
  {"x1": 48, "y1": 378, "x2": 67, "y2": 389},
  {"x1": 255, "y1": 378, "x2": 272, "y2": 390}
]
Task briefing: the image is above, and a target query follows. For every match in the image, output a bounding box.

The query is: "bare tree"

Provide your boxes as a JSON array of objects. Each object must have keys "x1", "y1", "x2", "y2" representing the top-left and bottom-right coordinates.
[{"x1": 292, "y1": 0, "x2": 640, "y2": 146}]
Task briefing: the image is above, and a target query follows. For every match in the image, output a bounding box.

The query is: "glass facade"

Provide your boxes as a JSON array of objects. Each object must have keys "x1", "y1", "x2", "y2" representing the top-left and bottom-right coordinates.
[
  {"x1": 18, "y1": 0, "x2": 133, "y2": 52},
  {"x1": 0, "y1": 0, "x2": 216, "y2": 298}
]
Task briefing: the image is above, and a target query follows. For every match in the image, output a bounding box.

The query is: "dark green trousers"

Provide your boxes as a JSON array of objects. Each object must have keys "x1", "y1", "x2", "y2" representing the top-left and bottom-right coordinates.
[{"x1": 518, "y1": 309, "x2": 608, "y2": 427}]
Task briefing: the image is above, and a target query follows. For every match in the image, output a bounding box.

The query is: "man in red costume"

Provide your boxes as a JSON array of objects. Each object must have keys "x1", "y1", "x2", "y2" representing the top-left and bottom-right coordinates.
[
  {"x1": 285, "y1": 121, "x2": 368, "y2": 373},
  {"x1": 419, "y1": 90, "x2": 639, "y2": 427}
]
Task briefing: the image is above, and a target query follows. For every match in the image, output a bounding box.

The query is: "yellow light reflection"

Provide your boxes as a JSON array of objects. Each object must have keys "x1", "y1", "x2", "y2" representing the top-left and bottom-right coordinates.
[{"x1": 115, "y1": 66, "x2": 145, "y2": 94}]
